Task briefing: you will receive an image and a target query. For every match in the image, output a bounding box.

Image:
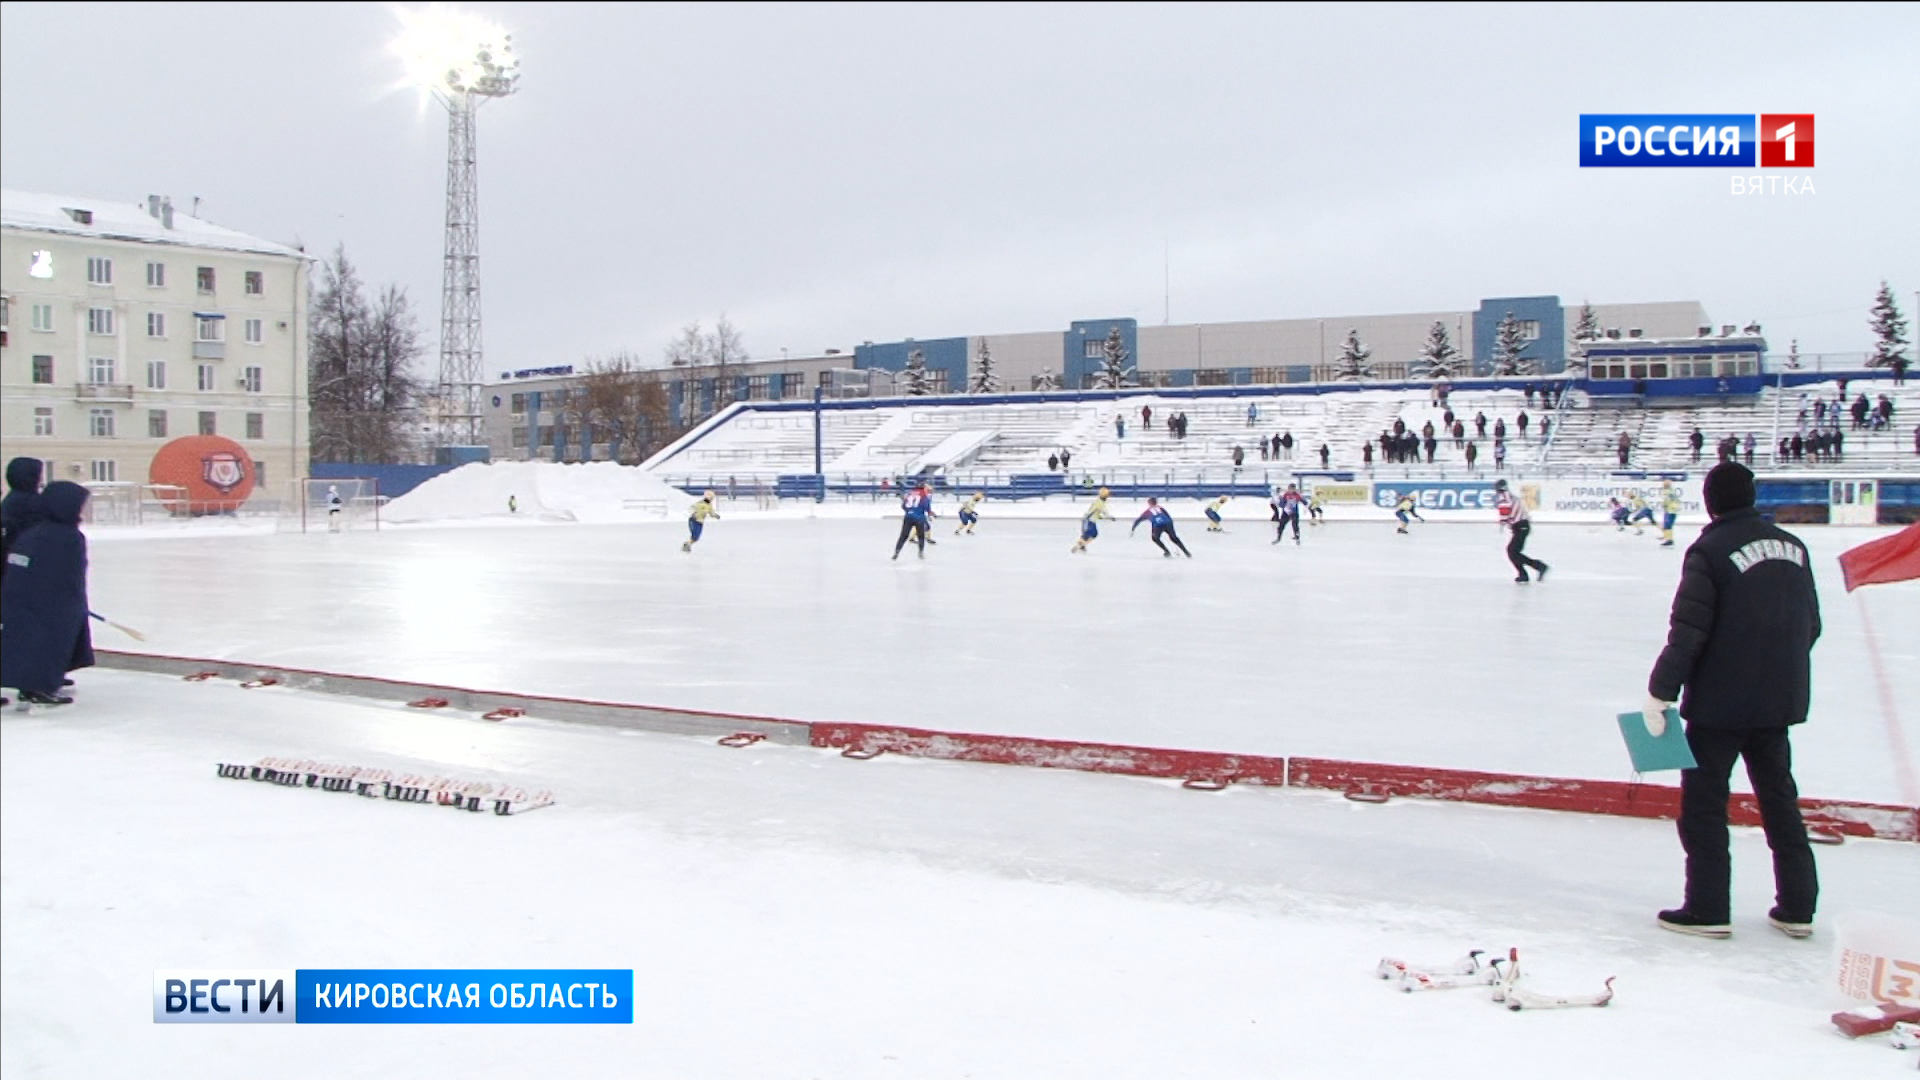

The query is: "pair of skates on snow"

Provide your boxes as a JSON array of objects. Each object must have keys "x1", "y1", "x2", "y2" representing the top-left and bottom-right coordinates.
[{"x1": 1377, "y1": 947, "x2": 1614, "y2": 1011}]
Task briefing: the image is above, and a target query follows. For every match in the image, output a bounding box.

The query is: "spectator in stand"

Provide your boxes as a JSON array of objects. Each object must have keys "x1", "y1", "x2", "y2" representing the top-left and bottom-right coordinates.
[
  {"x1": 1259, "y1": 439, "x2": 1270, "y2": 462},
  {"x1": 1851, "y1": 394, "x2": 1870, "y2": 430},
  {"x1": 1443, "y1": 407, "x2": 1456, "y2": 430},
  {"x1": 1743, "y1": 432, "x2": 1757, "y2": 467},
  {"x1": 1914, "y1": 424, "x2": 1919, "y2": 455},
  {"x1": 1423, "y1": 433, "x2": 1438, "y2": 464},
  {"x1": 1518, "y1": 411, "x2": 1530, "y2": 438},
  {"x1": 1894, "y1": 355, "x2": 1908, "y2": 385},
  {"x1": 1141, "y1": 404, "x2": 1153, "y2": 430},
  {"x1": 1541, "y1": 417, "x2": 1552, "y2": 444},
  {"x1": 1689, "y1": 428, "x2": 1705, "y2": 463},
  {"x1": 1877, "y1": 394, "x2": 1895, "y2": 426},
  {"x1": 1790, "y1": 432, "x2": 1804, "y2": 461},
  {"x1": 1279, "y1": 430, "x2": 1292, "y2": 457},
  {"x1": 1834, "y1": 427, "x2": 1845, "y2": 461},
  {"x1": 1060, "y1": 448, "x2": 1072, "y2": 470},
  {"x1": 1115, "y1": 415, "x2": 1126, "y2": 440},
  {"x1": 1271, "y1": 433, "x2": 1282, "y2": 459},
  {"x1": 1318, "y1": 443, "x2": 1331, "y2": 469},
  {"x1": 1362, "y1": 442, "x2": 1374, "y2": 469},
  {"x1": 1465, "y1": 440, "x2": 1479, "y2": 472},
  {"x1": 1231, "y1": 445, "x2": 1245, "y2": 468},
  {"x1": 1378, "y1": 431, "x2": 1392, "y2": 462},
  {"x1": 1494, "y1": 437, "x2": 1507, "y2": 471},
  {"x1": 1422, "y1": 420, "x2": 1435, "y2": 444},
  {"x1": 1473, "y1": 411, "x2": 1487, "y2": 438},
  {"x1": 1247, "y1": 402, "x2": 1260, "y2": 427},
  {"x1": 1494, "y1": 417, "x2": 1507, "y2": 442},
  {"x1": 1452, "y1": 419, "x2": 1466, "y2": 447},
  {"x1": 1048, "y1": 453, "x2": 1060, "y2": 472},
  {"x1": 1777, "y1": 436, "x2": 1790, "y2": 463},
  {"x1": 1618, "y1": 431, "x2": 1633, "y2": 467}
]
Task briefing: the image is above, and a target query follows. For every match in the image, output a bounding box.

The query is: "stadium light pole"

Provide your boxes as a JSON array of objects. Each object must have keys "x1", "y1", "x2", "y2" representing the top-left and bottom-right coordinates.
[{"x1": 391, "y1": 5, "x2": 520, "y2": 451}]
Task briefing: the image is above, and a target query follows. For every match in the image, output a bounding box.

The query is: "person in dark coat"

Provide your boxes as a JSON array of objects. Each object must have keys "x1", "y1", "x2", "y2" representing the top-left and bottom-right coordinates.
[
  {"x1": 1, "y1": 457, "x2": 45, "y2": 574},
  {"x1": 1644, "y1": 462, "x2": 1820, "y2": 940},
  {"x1": 1, "y1": 481, "x2": 94, "y2": 705}
]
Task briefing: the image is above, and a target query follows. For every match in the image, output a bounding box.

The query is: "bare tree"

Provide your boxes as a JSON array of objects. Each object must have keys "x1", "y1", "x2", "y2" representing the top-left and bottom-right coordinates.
[
  {"x1": 309, "y1": 246, "x2": 425, "y2": 464},
  {"x1": 563, "y1": 351, "x2": 678, "y2": 464},
  {"x1": 663, "y1": 315, "x2": 750, "y2": 421}
]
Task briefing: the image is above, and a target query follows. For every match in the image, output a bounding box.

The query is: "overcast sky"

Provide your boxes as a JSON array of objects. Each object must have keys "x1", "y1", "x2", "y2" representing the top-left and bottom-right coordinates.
[{"x1": 4, "y1": 2, "x2": 1916, "y2": 369}]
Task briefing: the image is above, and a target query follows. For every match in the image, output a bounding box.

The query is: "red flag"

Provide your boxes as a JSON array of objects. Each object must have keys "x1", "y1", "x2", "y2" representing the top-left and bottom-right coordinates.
[{"x1": 1839, "y1": 522, "x2": 1920, "y2": 592}]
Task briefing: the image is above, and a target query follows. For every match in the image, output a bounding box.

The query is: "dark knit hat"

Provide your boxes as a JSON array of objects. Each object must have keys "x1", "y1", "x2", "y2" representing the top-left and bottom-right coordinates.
[{"x1": 1703, "y1": 462, "x2": 1756, "y2": 516}]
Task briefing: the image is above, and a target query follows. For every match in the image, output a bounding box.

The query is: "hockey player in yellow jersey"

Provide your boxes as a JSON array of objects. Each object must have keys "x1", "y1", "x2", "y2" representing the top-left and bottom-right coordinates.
[
  {"x1": 1658, "y1": 480, "x2": 1682, "y2": 547},
  {"x1": 1071, "y1": 488, "x2": 1114, "y2": 553},
  {"x1": 956, "y1": 492, "x2": 985, "y2": 535},
  {"x1": 1204, "y1": 495, "x2": 1230, "y2": 532},
  {"x1": 1627, "y1": 492, "x2": 1655, "y2": 535},
  {"x1": 683, "y1": 491, "x2": 720, "y2": 552},
  {"x1": 1393, "y1": 493, "x2": 1424, "y2": 534}
]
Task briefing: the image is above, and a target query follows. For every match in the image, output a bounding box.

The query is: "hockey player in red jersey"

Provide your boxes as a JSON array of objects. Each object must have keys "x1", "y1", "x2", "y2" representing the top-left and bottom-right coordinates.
[{"x1": 1494, "y1": 479, "x2": 1550, "y2": 583}]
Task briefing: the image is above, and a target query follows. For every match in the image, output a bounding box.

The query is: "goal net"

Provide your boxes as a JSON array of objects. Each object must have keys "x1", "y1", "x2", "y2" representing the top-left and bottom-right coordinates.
[{"x1": 279, "y1": 478, "x2": 382, "y2": 533}]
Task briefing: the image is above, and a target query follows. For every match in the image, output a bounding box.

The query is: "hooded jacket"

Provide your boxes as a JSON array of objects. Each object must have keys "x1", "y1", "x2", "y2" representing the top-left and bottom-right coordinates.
[
  {"x1": 1, "y1": 481, "x2": 94, "y2": 693},
  {"x1": 1, "y1": 457, "x2": 45, "y2": 576}
]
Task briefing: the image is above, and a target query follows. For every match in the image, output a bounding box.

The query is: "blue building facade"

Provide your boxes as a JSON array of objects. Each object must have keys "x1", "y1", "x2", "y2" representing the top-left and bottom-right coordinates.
[
  {"x1": 1065, "y1": 317, "x2": 1138, "y2": 387},
  {"x1": 855, "y1": 337, "x2": 969, "y2": 393},
  {"x1": 1472, "y1": 296, "x2": 1567, "y2": 375}
]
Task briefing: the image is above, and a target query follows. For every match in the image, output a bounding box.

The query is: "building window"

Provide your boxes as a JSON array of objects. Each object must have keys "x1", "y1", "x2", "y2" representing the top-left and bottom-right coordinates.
[
  {"x1": 34, "y1": 407, "x2": 54, "y2": 436},
  {"x1": 511, "y1": 426, "x2": 529, "y2": 449},
  {"x1": 1519, "y1": 320, "x2": 1542, "y2": 341},
  {"x1": 245, "y1": 412, "x2": 264, "y2": 439},
  {"x1": 244, "y1": 271, "x2": 264, "y2": 295},
  {"x1": 88, "y1": 307, "x2": 115, "y2": 335},
  {"x1": 195, "y1": 316, "x2": 224, "y2": 342},
  {"x1": 510, "y1": 392, "x2": 527, "y2": 415},
  {"x1": 148, "y1": 410, "x2": 168, "y2": 438},
  {"x1": 147, "y1": 312, "x2": 167, "y2": 337},
  {"x1": 147, "y1": 360, "x2": 167, "y2": 389},
  {"x1": 90, "y1": 460, "x2": 117, "y2": 483},
  {"x1": 87, "y1": 256, "x2": 112, "y2": 285},
  {"x1": 29, "y1": 250, "x2": 54, "y2": 278},
  {"x1": 242, "y1": 366, "x2": 263, "y2": 393},
  {"x1": 197, "y1": 364, "x2": 216, "y2": 391},
  {"x1": 89, "y1": 356, "x2": 117, "y2": 384},
  {"x1": 243, "y1": 318, "x2": 263, "y2": 344},
  {"x1": 90, "y1": 408, "x2": 116, "y2": 438},
  {"x1": 198, "y1": 411, "x2": 216, "y2": 436},
  {"x1": 196, "y1": 266, "x2": 216, "y2": 293},
  {"x1": 1083, "y1": 339, "x2": 1105, "y2": 359},
  {"x1": 253, "y1": 460, "x2": 266, "y2": 487},
  {"x1": 32, "y1": 355, "x2": 54, "y2": 384},
  {"x1": 31, "y1": 302, "x2": 54, "y2": 331},
  {"x1": 147, "y1": 261, "x2": 166, "y2": 288}
]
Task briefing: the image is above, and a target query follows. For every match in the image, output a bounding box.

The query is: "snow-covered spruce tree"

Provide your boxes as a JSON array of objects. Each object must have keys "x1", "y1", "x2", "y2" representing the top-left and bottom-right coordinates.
[
  {"x1": 1784, "y1": 339, "x2": 1801, "y2": 370},
  {"x1": 903, "y1": 348, "x2": 933, "y2": 396},
  {"x1": 1415, "y1": 321, "x2": 1459, "y2": 380},
  {"x1": 970, "y1": 339, "x2": 1000, "y2": 394},
  {"x1": 1033, "y1": 368, "x2": 1060, "y2": 392},
  {"x1": 1490, "y1": 311, "x2": 1533, "y2": 377},
  {"x1": 1093, "y1": 327, "x2": 1134, "y2": 390},
  {"x1": 1333, "y1": 329, "x2": 1374, "y2": 381},
  {"x1": 1867, "y1": 281, "x2": 1910, "y2": 371},
  {"x1": 1566, "y1": 302, "x2": 1600, "y2": 375}
]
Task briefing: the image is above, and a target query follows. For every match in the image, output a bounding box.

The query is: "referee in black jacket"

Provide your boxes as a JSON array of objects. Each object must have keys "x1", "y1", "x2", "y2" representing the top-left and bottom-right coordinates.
[{"x1": 1644, "y1": 462, "x2": 1821, "y2": 940}]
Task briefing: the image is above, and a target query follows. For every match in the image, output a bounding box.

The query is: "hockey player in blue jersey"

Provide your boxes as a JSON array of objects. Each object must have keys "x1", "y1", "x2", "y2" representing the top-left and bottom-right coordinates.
[
  {"x1": 1271, "y1": 483, "x2": 1307, "y2": 545},
  {"x1": 1131, "y1": 498, "x2": 1192, "y2": 557},
  {"x1": 892, "y1": 482, "x2": 934, "y2": 560}
]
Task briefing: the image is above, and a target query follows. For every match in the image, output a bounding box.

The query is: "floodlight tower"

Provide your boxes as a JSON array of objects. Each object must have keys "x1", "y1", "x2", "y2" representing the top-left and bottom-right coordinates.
[{"x1": 393, "y1": 6, "x2": 519, "y2": 448}]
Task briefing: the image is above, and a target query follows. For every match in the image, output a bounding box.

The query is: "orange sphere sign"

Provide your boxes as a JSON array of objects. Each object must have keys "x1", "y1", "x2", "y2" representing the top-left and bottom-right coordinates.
[{"x1": 148, "y1": 435, "x2": 257, "y2": 512}]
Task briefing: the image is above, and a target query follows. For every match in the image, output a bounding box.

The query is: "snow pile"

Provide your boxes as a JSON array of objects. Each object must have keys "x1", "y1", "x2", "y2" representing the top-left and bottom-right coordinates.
[{"x1": 382, "y1": 461, "x2": 692, "y2": 525}]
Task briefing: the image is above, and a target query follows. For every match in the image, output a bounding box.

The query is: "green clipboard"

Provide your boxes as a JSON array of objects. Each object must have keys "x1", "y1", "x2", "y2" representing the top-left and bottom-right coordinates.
[{"x1": 1616, "y1": 708, "x2": 1697, "y2": 772}]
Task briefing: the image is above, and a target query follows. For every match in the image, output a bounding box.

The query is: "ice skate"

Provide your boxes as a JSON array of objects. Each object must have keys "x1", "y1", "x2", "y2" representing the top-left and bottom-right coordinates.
[
  {"x1": 1657, "y1": 908, "x2": 1731, "y2": 939},
  {"x1": 1767, "y1": 907, "x2": 1813, "y2": 939}
]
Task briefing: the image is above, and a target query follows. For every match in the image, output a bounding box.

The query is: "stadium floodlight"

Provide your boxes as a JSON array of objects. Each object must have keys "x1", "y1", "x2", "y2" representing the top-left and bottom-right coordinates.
[{"x1": 390, "y1": 4, "x2": 520, "y2": 449}]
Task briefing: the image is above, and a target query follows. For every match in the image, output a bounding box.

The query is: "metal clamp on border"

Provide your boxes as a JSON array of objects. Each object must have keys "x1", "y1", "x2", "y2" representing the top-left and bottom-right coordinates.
[
  {"x1": 1181, "y1": 777, "x2": 1231, "y2": 791},
  {"x1": 482, "y1": 707, "x2": 525, "y2": 721},
  {"x1": 239, "y1": 677, "x2": 280, "y2": 689},
  {"x1": 184, "y1": 671, "x2": 220, "y2": 682},
  {"x1": 718, "y1": 732, "x2": 765, "y2": 748},
  {"x1": 840, "y1": 746, "x2": 883, "y2": 760},
  {"x1": 1345, "y1": 783, "x2": 1392, "y2": 804},
  {"x1": 407, "y1": 697, "x2": 451, "y2": 709}
]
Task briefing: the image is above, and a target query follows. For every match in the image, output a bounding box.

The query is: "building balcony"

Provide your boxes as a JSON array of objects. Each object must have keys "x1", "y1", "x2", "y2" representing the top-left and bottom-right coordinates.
[
  {"x1": 193, "y1": 340, "x2": 225, "y2": 359},
  {"x1": 75, "y1": 382, "x2": 135, "y2": 403}
]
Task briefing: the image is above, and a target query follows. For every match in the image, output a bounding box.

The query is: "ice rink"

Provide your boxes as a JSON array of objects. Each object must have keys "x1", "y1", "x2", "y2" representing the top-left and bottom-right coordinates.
[{"x1": 83, "y1": 511, "x2": 1920, "y2": 804}]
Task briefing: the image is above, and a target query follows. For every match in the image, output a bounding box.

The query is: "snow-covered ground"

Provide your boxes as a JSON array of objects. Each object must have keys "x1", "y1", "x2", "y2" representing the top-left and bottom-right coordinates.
[
  {"x1": 5, "y1": 508, "x2": 1915, "y2": 1076},
  {"x1": 79, "y1": 512, "x2": 1920, "y2": 804},
  {"x1": 4, "y1": 671, "x2": 1916, "y2": 1078}
]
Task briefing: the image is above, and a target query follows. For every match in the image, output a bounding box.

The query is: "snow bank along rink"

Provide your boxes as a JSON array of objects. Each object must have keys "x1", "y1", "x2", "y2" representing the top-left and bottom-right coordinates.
[{"x1": 6, "y1": 671, "x2": 1918, "y2": 1079}]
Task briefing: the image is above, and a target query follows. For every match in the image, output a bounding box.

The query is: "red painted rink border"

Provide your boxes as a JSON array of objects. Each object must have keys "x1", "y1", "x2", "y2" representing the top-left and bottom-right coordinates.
[{"x1": 96, "y1": 651, "x2": 1917, "y2": 842}]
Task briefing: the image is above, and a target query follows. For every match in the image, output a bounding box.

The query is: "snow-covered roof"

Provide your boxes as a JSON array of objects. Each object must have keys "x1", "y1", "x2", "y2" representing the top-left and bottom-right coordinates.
[{"x1": 0, "y1": 188, "x2": 306, "y2": 260}]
